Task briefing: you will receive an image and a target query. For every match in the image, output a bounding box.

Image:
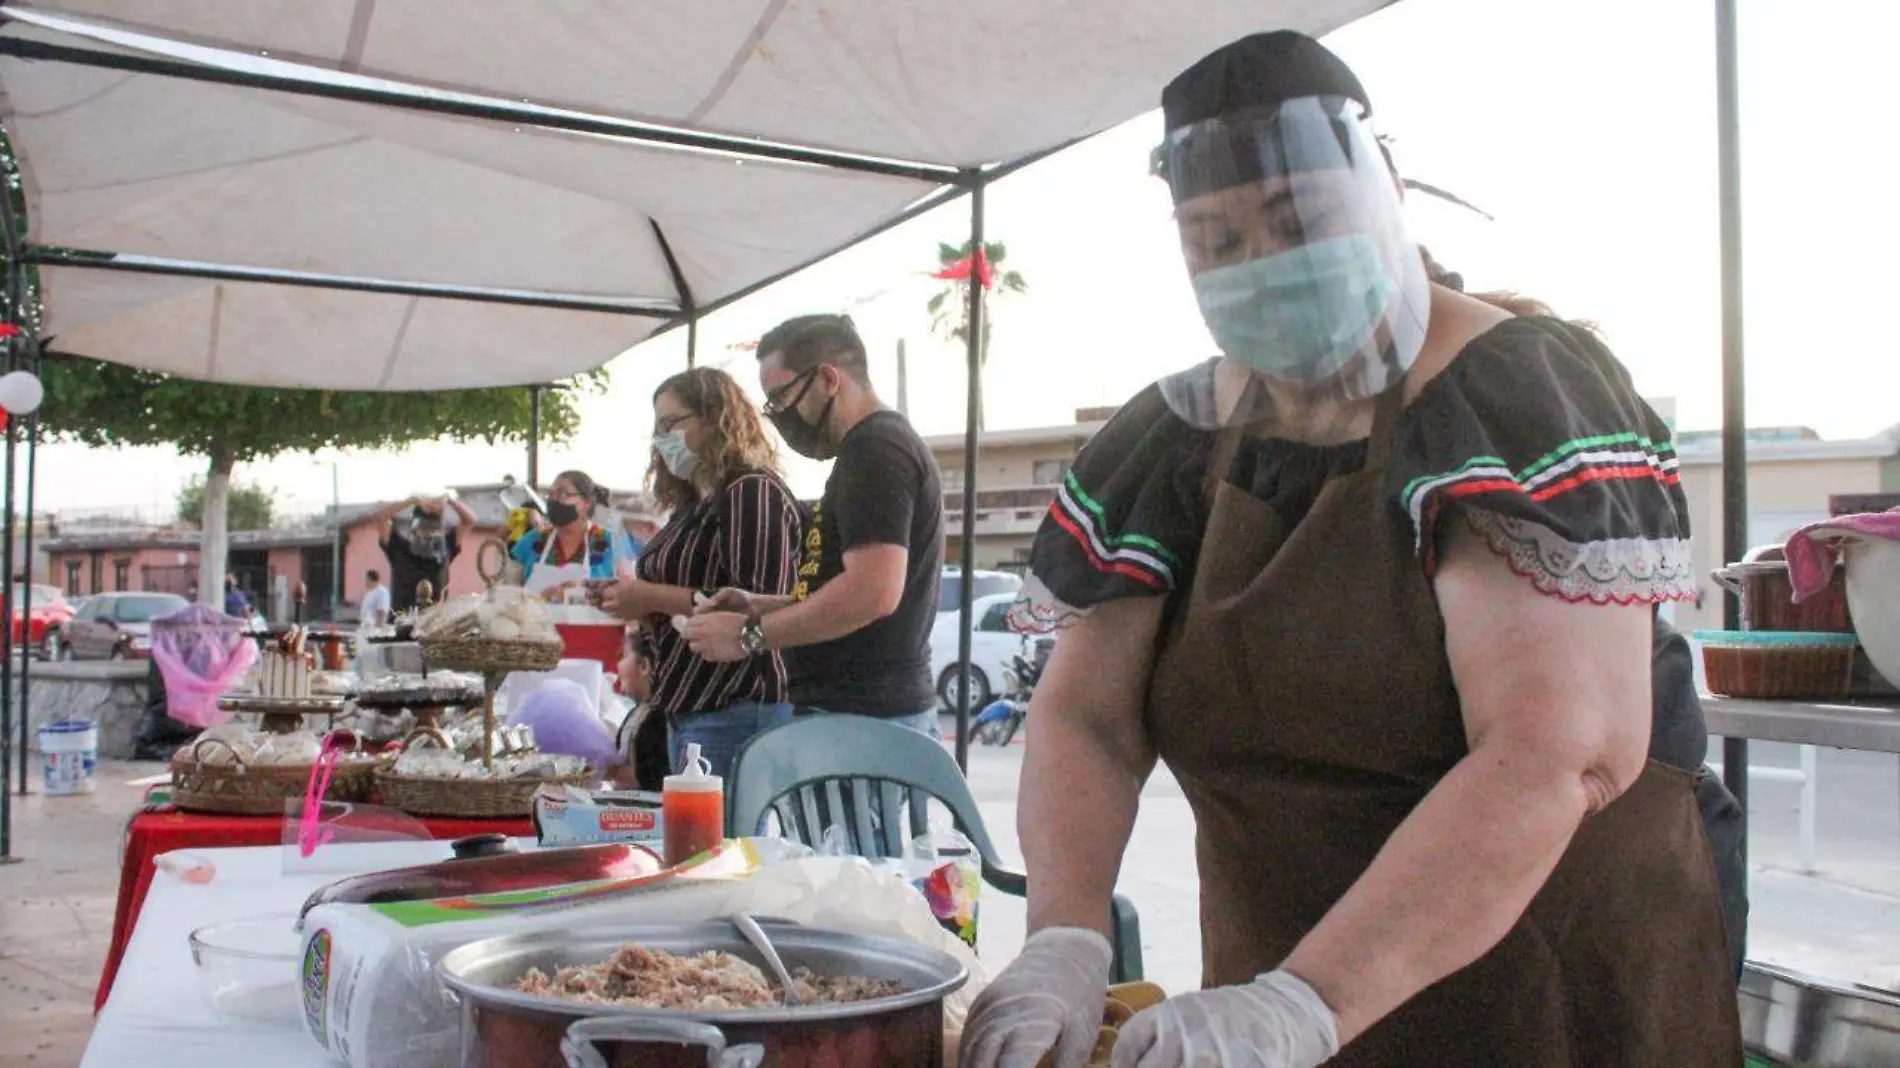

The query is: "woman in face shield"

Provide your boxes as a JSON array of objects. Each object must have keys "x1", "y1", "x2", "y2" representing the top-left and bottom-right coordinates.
[{"x1": 960, "y1": 31, "x2": 1741, "y2": 1068}]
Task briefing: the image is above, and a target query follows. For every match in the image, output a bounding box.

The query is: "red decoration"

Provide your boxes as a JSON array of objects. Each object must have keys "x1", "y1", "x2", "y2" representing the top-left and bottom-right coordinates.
[
  {"x1": 930, "y1": 248, "x2": 995, "y2": 290},
  {"x1": 0, "y1": 323, "x2": 19, "y2": 339}
]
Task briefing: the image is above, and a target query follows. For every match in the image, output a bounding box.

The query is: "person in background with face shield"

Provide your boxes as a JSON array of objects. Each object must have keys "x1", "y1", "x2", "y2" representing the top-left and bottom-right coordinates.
[
  {"x1": 372, "y1": 494, "x2": 477, "y2": 611},
  {"x1": 679, "y1": 314, "x2": 946, "y2": 738},
  {"x1": 593, "y1": 368, "x2": 802, "y2": 777},
  {"x1": 960, "y1": 31, "x2": 1741, "y2": 1068}
]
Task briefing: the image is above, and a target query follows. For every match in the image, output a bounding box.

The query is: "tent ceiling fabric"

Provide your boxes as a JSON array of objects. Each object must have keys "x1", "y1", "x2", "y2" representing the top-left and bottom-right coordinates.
[
  {"x1": 41, "y1": 266, "x2": 645, "y2": 391},
  {"x1": 9, "y1": 0, "x2": 1393, "y2": 166},
  {"x1": 0, "y1": 0, "x2": 1391, "y2": 390}
]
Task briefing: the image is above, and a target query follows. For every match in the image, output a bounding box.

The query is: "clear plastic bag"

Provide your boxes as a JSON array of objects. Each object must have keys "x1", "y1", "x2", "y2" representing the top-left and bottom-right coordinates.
[{"x1": 150, "y1": 603, "x2": 258, "y2": 729}]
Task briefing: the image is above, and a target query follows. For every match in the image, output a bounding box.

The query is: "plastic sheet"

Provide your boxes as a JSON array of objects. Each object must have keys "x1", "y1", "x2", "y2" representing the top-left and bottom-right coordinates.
[{"x1": 150, "y1": 603, "x2": 259, "y2": 729}]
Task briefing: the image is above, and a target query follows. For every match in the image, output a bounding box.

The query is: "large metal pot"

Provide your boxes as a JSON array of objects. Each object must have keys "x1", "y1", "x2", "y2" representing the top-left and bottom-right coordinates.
[
  {"x1": 437, "y1": 921, "x2": 968, "y2": 1068},
  {"x1": 1739, "y1": 962, "x2": 1900, "y2": 1067},
  {"x1": 1711, "y1": 559, "x2": 1852, "y2": 634}
]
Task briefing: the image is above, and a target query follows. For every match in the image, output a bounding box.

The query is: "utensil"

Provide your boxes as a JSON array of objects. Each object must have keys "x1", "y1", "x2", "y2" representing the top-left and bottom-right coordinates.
[
  {"x1": 436, "y1": 920, "x2": 967, "y2": 1068},
  {"x1": 1711, "y1": 560, "x2": 1852, "y2": 634},
  {"x1": 731, "y1": 913, "x2": 801, "y2": 1007}
]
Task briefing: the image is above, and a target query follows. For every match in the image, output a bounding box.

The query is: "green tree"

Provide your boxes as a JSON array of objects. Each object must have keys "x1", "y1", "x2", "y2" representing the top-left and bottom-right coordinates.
[
  {"x1": 37, "y1": 359, "x2": 598, "y2": 606},
  {"x1": 926, "y1": 239, "x2": 1027, "y2": 430},
  {"x1": 176, "y1": 476, "x2": 276, "y2": 531}
]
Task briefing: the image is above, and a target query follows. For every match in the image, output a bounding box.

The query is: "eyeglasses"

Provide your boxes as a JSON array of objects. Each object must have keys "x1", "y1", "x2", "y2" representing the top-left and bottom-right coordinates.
[
  {"x1": 547, "y1": 489, "x2": 585, "y2": 504},
  {"x1": 762, "y1": 368, "x2": 818, "y2": 418}
]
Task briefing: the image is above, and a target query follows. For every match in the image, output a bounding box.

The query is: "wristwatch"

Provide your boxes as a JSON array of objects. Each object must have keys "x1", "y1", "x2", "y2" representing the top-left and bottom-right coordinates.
[{"x1": 738, "y1": 619, "x2": 768, "y2": 657}]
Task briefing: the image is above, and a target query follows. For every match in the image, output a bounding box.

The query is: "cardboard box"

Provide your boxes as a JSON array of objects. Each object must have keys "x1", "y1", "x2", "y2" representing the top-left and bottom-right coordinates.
[{"x1": 533, "y1": 786, "x2": 664, "y2": 847}]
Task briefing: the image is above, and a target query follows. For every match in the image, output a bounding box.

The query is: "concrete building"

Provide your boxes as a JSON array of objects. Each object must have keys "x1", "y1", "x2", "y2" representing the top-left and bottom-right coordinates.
[
  {"x1": 925, "y1": 407, "x2": 1116, "y2": 572},
  {"x1": 42, "y1": 481, "x2": 657, "y2": 622}
]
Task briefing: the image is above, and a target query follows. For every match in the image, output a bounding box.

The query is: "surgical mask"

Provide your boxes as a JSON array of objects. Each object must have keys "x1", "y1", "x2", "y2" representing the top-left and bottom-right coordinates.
[
  {"x1": 1190, "y1": 234, "x2": 1397, "y2": 383},
  {"x1": 653, "y1": 429, "x2": 701, "y2": 480},
  {"x1": 771, "y1": 395, "x2": 837, "y2": 461},
  {"x1": 545, "y1": 500, "x2": 581, "y2": 528}
]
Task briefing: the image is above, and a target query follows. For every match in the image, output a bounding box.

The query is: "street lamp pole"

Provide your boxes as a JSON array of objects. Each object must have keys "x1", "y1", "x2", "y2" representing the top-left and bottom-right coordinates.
[{"x1": 330, "y1": 462, "x2": 341, "y2": 618}]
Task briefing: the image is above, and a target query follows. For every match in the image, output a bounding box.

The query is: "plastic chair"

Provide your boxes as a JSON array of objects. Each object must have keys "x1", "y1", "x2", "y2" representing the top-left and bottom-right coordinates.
[{"x1": 725, "y1": 715, "x2": 1144, "y2": 982}]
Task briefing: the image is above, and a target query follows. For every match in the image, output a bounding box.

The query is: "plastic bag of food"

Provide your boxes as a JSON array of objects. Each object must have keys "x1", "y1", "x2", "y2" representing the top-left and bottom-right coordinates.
[
  {"x1": 150, "y1": 603, "x2": 258, "y2": 728},
  {"x1": 908, "y1": 828, "x2": 981, "y2": 949}
]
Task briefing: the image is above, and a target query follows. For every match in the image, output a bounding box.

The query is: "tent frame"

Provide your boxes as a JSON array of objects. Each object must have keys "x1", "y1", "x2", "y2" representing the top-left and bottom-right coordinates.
[
  {"x1": 0, "y1": 14, "x2": 1041, "y2": 857},
  {"x1": 0, "y1": 2, "x2": 1765, "y2": 882}
]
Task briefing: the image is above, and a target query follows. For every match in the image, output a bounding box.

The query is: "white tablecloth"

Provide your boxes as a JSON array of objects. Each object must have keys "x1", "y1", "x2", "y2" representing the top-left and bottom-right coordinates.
[{"x1": 83, "y1": 839, "x2": 467, "y2": 1068}]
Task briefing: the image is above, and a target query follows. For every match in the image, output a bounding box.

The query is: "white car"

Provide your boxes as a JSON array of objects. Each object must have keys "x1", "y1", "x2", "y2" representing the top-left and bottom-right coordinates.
[
  {"x1": 937, "y1": 567, "x2": 1021, "y2": 613},
  {"x1": 928, "y1": 591, "x2": 1028, "y2": 711}
]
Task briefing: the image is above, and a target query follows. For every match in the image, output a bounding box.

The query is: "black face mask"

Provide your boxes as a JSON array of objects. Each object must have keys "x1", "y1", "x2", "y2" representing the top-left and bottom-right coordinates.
[
  {"x1": 545, "y1": 501, "x2": 581, "y2": 528},
  {"x1": 768, "y1": 371, "x2": 838, "y2": 460}
]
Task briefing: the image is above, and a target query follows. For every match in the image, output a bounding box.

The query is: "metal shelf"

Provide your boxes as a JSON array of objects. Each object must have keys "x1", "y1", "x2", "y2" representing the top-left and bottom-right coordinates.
[{"x1": 1702, "y1": 695, "x2": 1900, "y2": 755}]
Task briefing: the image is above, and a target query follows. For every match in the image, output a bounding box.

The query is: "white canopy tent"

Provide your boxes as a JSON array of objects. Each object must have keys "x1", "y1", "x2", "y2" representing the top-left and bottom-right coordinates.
[{"x1": 0, "y1": 0, "x2": 1390, "y2": 389}]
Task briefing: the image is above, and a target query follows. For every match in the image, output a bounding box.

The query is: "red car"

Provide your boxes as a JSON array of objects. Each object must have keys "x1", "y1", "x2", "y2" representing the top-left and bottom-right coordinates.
[{"x1": 6, "y1": 584, "x2": 73, "y2": 659}]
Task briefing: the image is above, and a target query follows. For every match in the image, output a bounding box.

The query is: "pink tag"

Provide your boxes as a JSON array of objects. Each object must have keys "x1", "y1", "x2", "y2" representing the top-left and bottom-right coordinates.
[{"x1": 297, "y1": 735, "x2": 347, "y2": 857}]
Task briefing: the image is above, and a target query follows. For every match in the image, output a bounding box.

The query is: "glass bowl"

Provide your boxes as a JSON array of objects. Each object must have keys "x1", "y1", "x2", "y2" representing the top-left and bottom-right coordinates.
[{"x1": 188, "y1": 915, "x2": 304, "y2": 1021}]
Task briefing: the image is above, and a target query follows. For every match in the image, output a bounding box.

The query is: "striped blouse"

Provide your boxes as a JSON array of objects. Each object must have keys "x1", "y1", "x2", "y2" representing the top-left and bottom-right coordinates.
[{"x1": 635, "y1": 470, "x2": 803, "y2": 719}]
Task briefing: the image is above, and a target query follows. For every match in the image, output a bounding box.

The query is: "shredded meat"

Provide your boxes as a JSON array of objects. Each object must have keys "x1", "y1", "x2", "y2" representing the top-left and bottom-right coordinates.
[{"x1": 513, "y1": 942, "x2": 902, "y2": 1011}]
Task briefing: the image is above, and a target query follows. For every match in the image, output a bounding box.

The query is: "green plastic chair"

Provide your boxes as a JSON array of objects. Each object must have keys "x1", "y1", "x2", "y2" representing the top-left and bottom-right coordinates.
[{"x1": 724, "y1": 714, "x2": 1144, "y2": 983}]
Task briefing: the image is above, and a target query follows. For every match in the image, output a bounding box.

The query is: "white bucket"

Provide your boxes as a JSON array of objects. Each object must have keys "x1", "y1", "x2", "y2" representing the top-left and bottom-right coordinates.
[{"x1": 39, "y1": 719, "x2": 98, "y2": 796}]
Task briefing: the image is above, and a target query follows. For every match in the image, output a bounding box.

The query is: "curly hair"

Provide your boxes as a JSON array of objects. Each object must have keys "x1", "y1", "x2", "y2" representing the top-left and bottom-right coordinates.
[{"x1": 647, "y1": 367, "x2": 780, "y2": 510}]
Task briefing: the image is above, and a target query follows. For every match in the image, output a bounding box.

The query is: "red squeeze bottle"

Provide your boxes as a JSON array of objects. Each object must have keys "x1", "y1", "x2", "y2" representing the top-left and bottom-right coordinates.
[{"x1": 663, "y1": 743, "x2": 725, "y2": 867}]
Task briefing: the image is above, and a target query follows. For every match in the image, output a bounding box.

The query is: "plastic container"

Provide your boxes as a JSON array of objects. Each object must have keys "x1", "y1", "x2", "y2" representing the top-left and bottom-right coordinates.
[
  {"x1": 662, "y1": 742, "x2": 724, "y2": 866},
  {"x1": 1695, "y1": 631, "x2": 1859, "y2": 700},
  {"x1": 38, "y1": 719, "x2": 97, "y2": 795},
  {"x1": 188, "y1": 915, "x2": 304, "y2": 1020}
]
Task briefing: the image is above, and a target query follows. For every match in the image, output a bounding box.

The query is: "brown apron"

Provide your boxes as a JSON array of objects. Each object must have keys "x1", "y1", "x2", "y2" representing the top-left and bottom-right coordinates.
[{"x1": 1145, "y1": 385, "x2": 1741, "y2": 1066}]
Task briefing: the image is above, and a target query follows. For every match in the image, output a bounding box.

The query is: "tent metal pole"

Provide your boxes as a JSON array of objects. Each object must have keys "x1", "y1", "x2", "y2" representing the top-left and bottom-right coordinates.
[
  {"x1": 17, "y1": 339, "x2": 38, "y2": 795},
  {"x1": 686, "y1": 320, "x2": 698, "y2": 369},
  {"x1": 528, "y1": 387, "x2": 543, "y2": 489},
  {"x1": 22, "y1": 247, "x2": 678, "y2": 317},
  {"x1": 953, "y1": 172, "x2": 985, "y2": 774},
  {"x1": 0, "y1": 37, "x2": 964, "y2": 187},
  {"x1": 650, "y1": 222, "x2": 700, "y2": 370},
  {"x1": 0, "y1": 338, "x2": 16, "y2": 822},
  {"x1": 1715, "y1": 0, "x2": 1749, "y2": 860}
]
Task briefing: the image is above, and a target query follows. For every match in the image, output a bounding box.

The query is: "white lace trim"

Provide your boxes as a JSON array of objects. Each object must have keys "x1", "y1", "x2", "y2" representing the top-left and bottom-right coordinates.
[
  {"x1": 1461, "y1": 509, "x2": 1697, "y2": 605},
  {"x1": 1006, "y1": 572, "x2": 1093, "y2": 634}
]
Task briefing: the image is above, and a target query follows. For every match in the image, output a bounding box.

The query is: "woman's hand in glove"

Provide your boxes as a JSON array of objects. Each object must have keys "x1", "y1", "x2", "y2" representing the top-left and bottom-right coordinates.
[
  {"x1": 960, "y1": 927, "x2": 1112, "y2": 1068},
  {"x1": 1111, "y1": 971, "x2": 1339, "y2": 1068}
]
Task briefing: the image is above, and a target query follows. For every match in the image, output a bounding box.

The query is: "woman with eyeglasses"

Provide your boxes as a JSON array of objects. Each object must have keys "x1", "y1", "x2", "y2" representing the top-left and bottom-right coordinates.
[
  {"x1": 511, "y1": 469, "x2": 628, "y2": 601},
  {"x1": 595, "y1": 368, "x2": 802, "y2": 776}
]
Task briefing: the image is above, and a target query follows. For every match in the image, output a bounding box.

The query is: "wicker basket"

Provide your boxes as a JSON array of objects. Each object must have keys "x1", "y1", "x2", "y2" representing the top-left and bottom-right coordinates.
[
  {"x1": 170, "y1": 736, "x2": 380, "y2": 816},
  {"x1": 419, "y1": 636, "x2": 564, "y2": 674},
  {"x1": 374, "y1": 766, "x2": 594, "y2": 818}
]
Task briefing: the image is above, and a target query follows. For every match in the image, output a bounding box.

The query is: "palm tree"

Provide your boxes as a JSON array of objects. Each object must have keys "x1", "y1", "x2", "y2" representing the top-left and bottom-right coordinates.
[{"x1": 926, "y1": 239, "x2": 1027, "y2": 430}]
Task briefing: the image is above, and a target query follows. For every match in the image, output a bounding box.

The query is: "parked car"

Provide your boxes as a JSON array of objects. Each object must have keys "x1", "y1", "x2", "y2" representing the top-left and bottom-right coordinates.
[
  {"x1": 5, "y1": 583, "x2": 73, "y2": 659},
  {"x1": 937, "y1": 566, "x2": 1021, "y2": 613},
  {"x1": 57, "y1": 592, "x2": 190, "y2": 661},
  {"x1": 928, "y1": 591, "x2": 1031, "y2": 711}
]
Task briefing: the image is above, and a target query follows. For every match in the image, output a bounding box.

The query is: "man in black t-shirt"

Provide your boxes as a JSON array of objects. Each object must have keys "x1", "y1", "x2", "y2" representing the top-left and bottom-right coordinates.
[
  {"x1": 371, "y1": 495, "x2": 476, "y2": 612},
  {"x1": 681, "y1": 314, "x2": 944, "y2": 734}
]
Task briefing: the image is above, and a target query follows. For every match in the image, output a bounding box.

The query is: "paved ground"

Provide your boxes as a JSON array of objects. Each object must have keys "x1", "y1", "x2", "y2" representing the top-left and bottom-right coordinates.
[{"x1": 1, "y1": 726, "x2": 1895, "y2": 1065}]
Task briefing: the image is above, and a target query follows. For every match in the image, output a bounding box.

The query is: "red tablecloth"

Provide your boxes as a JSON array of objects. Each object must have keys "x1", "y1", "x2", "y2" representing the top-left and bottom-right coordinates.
[{"x1": 95, "y1": 805, "x2": 533, "y2": 1011}]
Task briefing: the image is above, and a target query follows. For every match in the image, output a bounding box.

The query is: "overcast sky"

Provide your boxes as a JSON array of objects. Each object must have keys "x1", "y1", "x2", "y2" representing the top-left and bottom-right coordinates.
[{"x1": 29, "y1": 0, "x2": 1900, "y2": 520}]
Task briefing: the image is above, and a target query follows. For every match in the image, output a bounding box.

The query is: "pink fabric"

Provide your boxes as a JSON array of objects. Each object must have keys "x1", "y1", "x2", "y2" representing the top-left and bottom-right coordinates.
[
  {"x1": 1785, "y1": 509, "x2": 1900, "y2": 602},
  {"x1": 150, "y1": 604, "x2": 258, "y2": 728}
]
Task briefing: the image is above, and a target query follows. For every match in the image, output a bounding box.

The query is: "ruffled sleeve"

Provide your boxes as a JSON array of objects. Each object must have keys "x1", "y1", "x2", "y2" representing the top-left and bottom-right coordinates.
[
  {"x1": 1009, "y1": 385, "x2": 1211, "y2": 632},
  {"x1": 1390, "y1": 317, "x2": 1695, "y2": 605}
]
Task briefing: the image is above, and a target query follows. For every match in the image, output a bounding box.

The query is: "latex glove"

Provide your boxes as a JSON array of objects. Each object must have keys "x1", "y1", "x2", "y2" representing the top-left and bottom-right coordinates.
[
  {"x1": 961, "y1": 927, "x2": 1112, "y2": 1068},
  {"x1": 1112, "y1": 971, "x2": 1339, "y2": 1068}
]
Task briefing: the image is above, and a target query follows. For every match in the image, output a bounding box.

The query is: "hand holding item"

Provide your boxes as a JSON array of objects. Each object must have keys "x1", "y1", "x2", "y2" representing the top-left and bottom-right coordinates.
[
  {"x1": 1110, "y1": 971, "x2": 1337, "y2": 1068},
  {"x1": 596, "y1": 577, "x2": 651, "y2": 620},
  {"x1": 960, "y1": 927, "x2": 1112, "y2": 1068},
  {"x1": 676, "y1": 611, "x2": 747, "y2": 663},
  {"x1": 694, "y1": 586, "x2": 755, "y2": 618}
]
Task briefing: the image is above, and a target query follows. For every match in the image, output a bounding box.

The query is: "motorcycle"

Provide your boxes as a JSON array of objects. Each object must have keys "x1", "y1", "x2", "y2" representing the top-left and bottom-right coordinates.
[{"x1": 974, "y1": 636, "x2": 1048, "y2": 746}]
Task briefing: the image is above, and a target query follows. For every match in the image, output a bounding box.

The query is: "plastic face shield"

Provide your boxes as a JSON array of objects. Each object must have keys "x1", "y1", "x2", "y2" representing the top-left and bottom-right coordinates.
[{"x1": 1152, "y1": 97, "x2": 1429, "y2": 430}]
